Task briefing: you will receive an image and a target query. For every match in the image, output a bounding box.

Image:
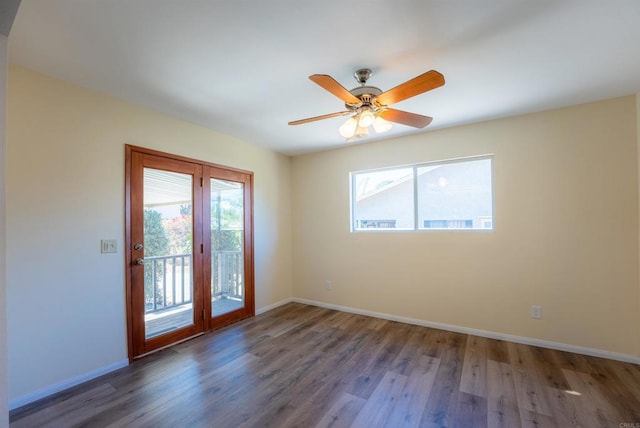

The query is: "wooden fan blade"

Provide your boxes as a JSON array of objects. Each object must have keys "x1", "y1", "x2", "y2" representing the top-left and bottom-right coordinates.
[
  {"x1": 309, "y1": 74, "x2": 361, "y2": 104},
  {"x1": 288, "y1": 111, "x2": 352, "y2": 126},
  {"x1": 375, "y1": 70, "x2": 445, "y2": 107},
  {"x1": 378, "y1": 108, "x2": 433, "y2": 128}
]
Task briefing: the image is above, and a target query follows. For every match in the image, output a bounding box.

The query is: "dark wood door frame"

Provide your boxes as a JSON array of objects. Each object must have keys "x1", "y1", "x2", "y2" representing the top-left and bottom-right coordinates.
[
  {"x1": 202, "y1": 165, "x2": 255, "y2": 331},
  {"x1": 125, "y1": 145, "x2": 255, "y2": 361}
]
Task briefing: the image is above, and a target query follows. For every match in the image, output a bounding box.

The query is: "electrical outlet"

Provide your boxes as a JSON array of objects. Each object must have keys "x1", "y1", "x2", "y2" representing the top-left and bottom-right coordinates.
[
  {"x1": 324, "y1": 280, "x2": 333, "y2": 290},
  {"x1": 101, "y1": 239, "x2": 117, "y2": 254},
  {"x1": 530, "y1": 305, "x2": 542, "y2": 319}
]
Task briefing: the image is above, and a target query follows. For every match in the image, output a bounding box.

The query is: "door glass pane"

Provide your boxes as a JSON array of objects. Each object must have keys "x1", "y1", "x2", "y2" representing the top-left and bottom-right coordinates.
[
  {"x1": 143, "y1": 168, "x2": 194, "y2": 338},
  {"x1": 210, "y1": 179, "x2": 244, "y2": 316}
]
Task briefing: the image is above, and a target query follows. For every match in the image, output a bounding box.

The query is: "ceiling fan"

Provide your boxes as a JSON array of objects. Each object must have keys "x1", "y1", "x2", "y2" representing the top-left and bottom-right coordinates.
[{"x1": 288, "y1": 68, "x2": 445, "y2": 141}]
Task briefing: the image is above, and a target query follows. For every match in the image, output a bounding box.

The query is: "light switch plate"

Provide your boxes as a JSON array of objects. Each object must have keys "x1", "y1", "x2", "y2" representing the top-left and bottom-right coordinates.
[{"x1": 101, "y1": 239, "x2": 117, "y2": 254}]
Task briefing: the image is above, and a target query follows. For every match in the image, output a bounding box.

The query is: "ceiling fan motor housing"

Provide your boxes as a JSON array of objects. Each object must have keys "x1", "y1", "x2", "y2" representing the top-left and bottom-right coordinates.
[
  {"x1": 346, "y1": 86, "x2": 383, "y2": 111},
  {"x1": 345, "y1": 68, "x2": 384, "y2": 111}
]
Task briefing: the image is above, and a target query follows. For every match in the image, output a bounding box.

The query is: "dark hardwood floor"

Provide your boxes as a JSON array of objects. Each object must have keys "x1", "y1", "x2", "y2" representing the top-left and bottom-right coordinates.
[{"x1": 10, "y1": 302, "x2": 640, "y2": 427}]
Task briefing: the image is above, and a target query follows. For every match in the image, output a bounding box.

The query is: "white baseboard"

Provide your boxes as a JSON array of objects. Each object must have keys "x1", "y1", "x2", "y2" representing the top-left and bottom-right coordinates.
[
  {"x1": 292, "y1": 297, "x2": 640, "y2": 365},
  {"x1": 9, "y1": 359, "x2": 129, "y2": 411},
  {"x1": 256, "y1": 297, "x2": 295, "y2": 315}
]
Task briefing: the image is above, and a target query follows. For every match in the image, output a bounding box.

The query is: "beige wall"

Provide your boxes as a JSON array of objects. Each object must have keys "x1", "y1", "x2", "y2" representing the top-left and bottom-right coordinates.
[
  {"x1": 292, "y1": 96, "x2": 640, "y2": 357},
  {"x1": 1, "y1": 34, "x2": 9, "y2": 428},
  {"x1": 6, "y1": 66, "x2": 292, "y2": 401}
]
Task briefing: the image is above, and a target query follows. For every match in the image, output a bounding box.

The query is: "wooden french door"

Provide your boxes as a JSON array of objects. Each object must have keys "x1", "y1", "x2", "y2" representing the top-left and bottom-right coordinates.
[{"x1": 126, "y1": 146, "x2": 254, "y2": 359}]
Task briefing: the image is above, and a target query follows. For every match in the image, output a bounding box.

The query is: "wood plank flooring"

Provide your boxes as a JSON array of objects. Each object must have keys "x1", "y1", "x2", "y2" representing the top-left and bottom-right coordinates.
[{"x1": 10, "y1": 302, "x2": 640, "y2": 427}]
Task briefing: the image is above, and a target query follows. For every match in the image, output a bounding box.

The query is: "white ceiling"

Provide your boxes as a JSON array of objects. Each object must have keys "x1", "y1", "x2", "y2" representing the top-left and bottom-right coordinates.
[{"x1": 9, "y1": 0, "x2": 640, "y2": 155}]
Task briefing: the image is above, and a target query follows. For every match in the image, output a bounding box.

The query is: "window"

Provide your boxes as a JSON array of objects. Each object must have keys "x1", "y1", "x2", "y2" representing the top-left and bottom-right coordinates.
[
  {"x1": 351, "y1": 166, "x2": 414, "y2": 230},
  {"x1": 350, "y1": 156, "x2": 493, "y2": 231}
]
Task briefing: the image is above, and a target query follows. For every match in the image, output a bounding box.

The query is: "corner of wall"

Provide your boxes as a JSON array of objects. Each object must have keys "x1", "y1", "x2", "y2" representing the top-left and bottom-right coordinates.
[
  {"x1": 1, "y1": 32, "x2": 9, "y2": 428},
  {"x1": 637, "y1": 92, "x2": 640, "y2": 359},
  {"x1": 286, "y1": 154, "x2": 295, "y2": 300}
]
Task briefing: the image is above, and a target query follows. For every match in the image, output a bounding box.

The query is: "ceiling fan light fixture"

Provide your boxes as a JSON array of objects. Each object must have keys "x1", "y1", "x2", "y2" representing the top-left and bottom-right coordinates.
[
  {"x1": 339, "y1": 116, "x2": 358, "y2": 138},
  {"x1": 373, "y1": 116, "x2": 392, "y2": 133},
  {"x1": 355, "y1": 125, "x2": 369, "y2": 138},
  {"x1": 358, "y1": 108, "x2": 375, "y2": 128}
]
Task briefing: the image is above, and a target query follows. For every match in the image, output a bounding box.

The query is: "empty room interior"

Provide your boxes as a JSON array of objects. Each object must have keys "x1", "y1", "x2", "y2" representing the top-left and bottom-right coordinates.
[{"x1": 1, "y1": 1, "x2": 640, "y2": 427}]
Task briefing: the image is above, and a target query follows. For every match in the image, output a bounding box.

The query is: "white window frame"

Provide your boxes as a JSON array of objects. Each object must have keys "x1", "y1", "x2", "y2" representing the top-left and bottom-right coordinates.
[{"x1": 350, "y1": 155, "x2": 494, "y2": 232}]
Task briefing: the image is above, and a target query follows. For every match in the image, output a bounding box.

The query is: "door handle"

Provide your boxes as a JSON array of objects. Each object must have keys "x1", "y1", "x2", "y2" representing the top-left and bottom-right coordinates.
[{"x1": 134, "y1": 258, "x2": 145, "y2": 266}]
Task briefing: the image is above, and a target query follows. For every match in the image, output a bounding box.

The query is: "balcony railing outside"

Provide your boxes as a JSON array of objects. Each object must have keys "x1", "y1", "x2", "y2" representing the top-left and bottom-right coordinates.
[
  {"x1": 145, "y1": 254, "x2": 192, "y2": 313},
  {"x1": 213, "y1": 250, "x2": 243, "y2": 301},
  {"x1": 145, "y1": 250, "x2": 243, "y2": 315}
]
